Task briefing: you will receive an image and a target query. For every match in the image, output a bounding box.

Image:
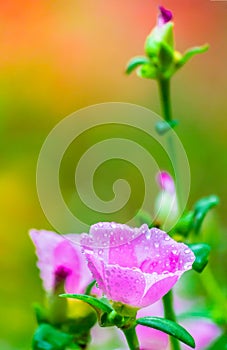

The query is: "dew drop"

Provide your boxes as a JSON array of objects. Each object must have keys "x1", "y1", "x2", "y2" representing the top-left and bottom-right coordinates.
[
  {"x1": 164, "y1": 236, "x2": 170, "y2": 241},
  {"x1": 145, "y1": 231, "x2": 151, "y2": 240},
  {"x1": 184, "y1": 262, "x2": 192, "y2": 269},
  {"x1": 154, "y1": 242, "x2": 159, "y2": 248},
  {"x1": 172, "y1": 249, "x2": 178, "y2": 254},
  {"x1": 98, "y1": 249, "x2": 103, "y2": 255},
  {"x1": 184, "y1": 248, "x2": 191, "y2": 254}
]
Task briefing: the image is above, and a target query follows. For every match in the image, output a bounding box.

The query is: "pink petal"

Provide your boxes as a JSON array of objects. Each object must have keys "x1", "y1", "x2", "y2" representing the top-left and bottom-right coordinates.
[
  {"x1": 103, "y1": 264, "x2": 145, "y2": 306},
  {"x1": 141, "y1": 275, "x2": 179, "y2": 307},
  {"x1": 30, "y1": 229, "x2": 92, "y2": 293},
  {"x1": 158, "y1": 6, "x2": 173, "y2": 27},
  {"x1": 29, "y1": 229, "x2": 63, "y2": 291},
  {"x1": 157, "y1": 172, "x2": 175, "y2": 194}
]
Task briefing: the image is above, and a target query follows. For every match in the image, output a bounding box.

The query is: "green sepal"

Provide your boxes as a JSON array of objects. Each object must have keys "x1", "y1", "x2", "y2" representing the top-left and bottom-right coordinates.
[
  {"x1": 32, "y1": 323, "x2": 74, "y2": 350},
  {"x1": 145, "y1": 22, "x2": 174, "y2": 58},
  {"x1": 176, "y1": 44, "x2": 209, "y2": 68},
  {"x1": 137, "y1": 63, "x2": 158, "y2": 79},
  {"x1": 85, "y1": 280, "x2": 96, "y2": 296},
  {"x1": 125, "y1": 56, "x2": 150, "y2": 75},
  {"x1": 173, "y1": 211, "x2": 194, "y2": 236},
  {"x1": 206, "y1": 333, "x2": 227, "y2": 349},
  {"x1": 135, "y1": 209, "x2": 153, "y2": 228},
  {"x1": 193, "y1": 195, "x2": 219, "y2": 234},
  {"x1": 60, "y1": 294, "x2": 113, "y2": 319},
  {"x1": 136, "y1": 316, "x2": 195, "y2": 348},
  {"x1": 188, "y1": 243, "x2": 211, "y2": 273},
  {"x1": 155, "y1": 119, "x2": 178, "y2": 135},
  {"x1": 159, "y1": 41, "x2": 174, "y2": 71}
]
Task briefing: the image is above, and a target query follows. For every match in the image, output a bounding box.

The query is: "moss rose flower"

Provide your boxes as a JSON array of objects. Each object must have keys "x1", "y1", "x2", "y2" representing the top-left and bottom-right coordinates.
[{"x1": 81, "y1": 223, "x2": 195, "y2": 308}]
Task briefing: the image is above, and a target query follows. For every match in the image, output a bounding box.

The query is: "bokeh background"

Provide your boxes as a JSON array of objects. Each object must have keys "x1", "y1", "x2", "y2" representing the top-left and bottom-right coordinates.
[{"x1": 1, "y1": 0, "x2": 227, "y2": 348}]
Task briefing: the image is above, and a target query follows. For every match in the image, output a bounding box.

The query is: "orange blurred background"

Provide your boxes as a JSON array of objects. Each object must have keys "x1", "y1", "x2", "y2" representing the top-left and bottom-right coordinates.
[{"x1": 0, "y1": 0, "x2": 227, "y2": 348}]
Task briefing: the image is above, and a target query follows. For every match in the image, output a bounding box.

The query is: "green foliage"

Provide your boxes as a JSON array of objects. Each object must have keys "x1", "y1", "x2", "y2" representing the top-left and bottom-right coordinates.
[
  {"x1": 188, "y1": 243, "x2": 211, "y2": 273},
  {"x1": 136, "y1": 316, "x2": 195, "y2": 348},
  {"x1": 60, "y1": 294, "x2": 114, "y2": 327},
  {"x1": 125, "y1": 57, "x2": 150, "y2": 75},
  {"x1": 32, "y1": 324, "x2": 75, "y2": 350},
  {"x1": 193, "y1": 195, "x2": 219, "y2": 234},
  {"x1": 173, "y1": 211, "x2": 194, "y2": 237},
  {"x1": 176, "y1": 44, "x2": 209, "y2": 68},
  {"x1": 206, "y1": 333, "x2": 227, "y2": 349}
]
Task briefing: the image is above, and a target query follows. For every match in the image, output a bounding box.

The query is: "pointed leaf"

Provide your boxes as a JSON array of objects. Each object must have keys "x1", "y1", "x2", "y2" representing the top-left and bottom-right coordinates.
[
  {"x1": 125, "y1": 56, "x2": 150, "y2": 75},
  {"x1": 188, "y1": 243, "x2": 211, "y2": 273},
  {"x1": 177, "y1": 44, "x2": 209, "y2": 67},
  {"x1": 136, "y1": 316, "x2": 195, "y2": 348},
  {"x1": 173, "y1": 211, "x2": 194, "y2": 237},
  {"x1": 193, "y1": 195, "x2": 219, "y2": 234},
  {"x1": 32, "y1": 323, "x2": 73, "y2": 350},
  {"x1": 60, "y1": 294, "x2": 113, "y2": 316}
]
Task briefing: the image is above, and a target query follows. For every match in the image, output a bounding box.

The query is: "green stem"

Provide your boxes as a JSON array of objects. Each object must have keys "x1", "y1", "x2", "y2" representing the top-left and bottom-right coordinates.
[
  {"x1": 163, "y1": 290, "x2": 181, "y2": 350},
  {"x1": 122, "y1": 325, "x2": 140, "y2": 350},
  {"x1": 158, "y1": 78, "x2": 172, "y2": 122},
  {"x1": 158, "y1": 77, "x2": 183, "y2": 212}
]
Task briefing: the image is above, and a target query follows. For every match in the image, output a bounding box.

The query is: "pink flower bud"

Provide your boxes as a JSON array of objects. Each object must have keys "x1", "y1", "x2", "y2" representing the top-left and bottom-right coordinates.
[{"x1": 29, "y1": 229, "x2": 92, "y2": 294}]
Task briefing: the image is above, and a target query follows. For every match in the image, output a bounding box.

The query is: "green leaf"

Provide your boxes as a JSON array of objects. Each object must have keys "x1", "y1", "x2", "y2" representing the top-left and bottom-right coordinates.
[
  {"x1": 188, "y1": 243, "x2": 211, "y2": 273},
  {"x1": 125, "y1": 56, "x2": 150, "y2": 75},
  {"x1": 155, "y1": 120, "x2": 178, "y2": 135},
  {"x1": 173, "y1": 211, "x2": 194, "y2": 236},
  {"x1": 206, "y1": 333, "x2": 227, "y2": 349},
  {"x1": 32, "y1": 323, "x2": 73, "y2": 350},
  {"x1": 136, "y1": 316, "x2": 195, "y2": 348},
  {"x1": 193, "y1": 195, "x2": 219, "y2": 234},
  {"x1": 60, "y1": 294, "x2": 113, "y2": 316},
  {"x1": 177, "y1": 44, "x2": 209, "y2": 68}
]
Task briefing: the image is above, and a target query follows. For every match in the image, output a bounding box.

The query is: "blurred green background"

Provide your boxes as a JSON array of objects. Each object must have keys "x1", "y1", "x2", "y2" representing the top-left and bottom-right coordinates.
[{"x1": 1, "y1": 0, "x2": 227, "y2": 348}]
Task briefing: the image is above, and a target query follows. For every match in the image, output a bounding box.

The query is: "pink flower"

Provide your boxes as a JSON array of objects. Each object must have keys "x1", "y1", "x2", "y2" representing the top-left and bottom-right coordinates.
[
  {"x1": 29, "y1": 229, "x2": 92, "y2": 294},
  {"x1": 155, "y1": 171, "x2": 178, "y2": 229},
  {"x1": 81, "y1": 223, "x2": 195, "y2": 308},
  {"x1": 158, "y1": 6, "x2": 173, "y2": 27}
]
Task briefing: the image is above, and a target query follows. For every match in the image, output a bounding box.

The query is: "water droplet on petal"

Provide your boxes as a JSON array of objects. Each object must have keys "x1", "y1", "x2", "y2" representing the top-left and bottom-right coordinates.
[
  {"x1": 164, "y1": 236, "x2": 170, "y2": 241},
  {"x1": 145, "y1": 231, "x2": 151, "y2": 240},
  {"x1": 98, "y1": 249, "x2": 103, "y2": 255},
  {"x1": 154, "y1": 242, "x2": 159, "y2": 248},
  {"x1": 184, "y1": 248, "x2": 191, "y2": 254},
  {"x1": 184, "y1": 262, "x2": 192, "y2": 269}
]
